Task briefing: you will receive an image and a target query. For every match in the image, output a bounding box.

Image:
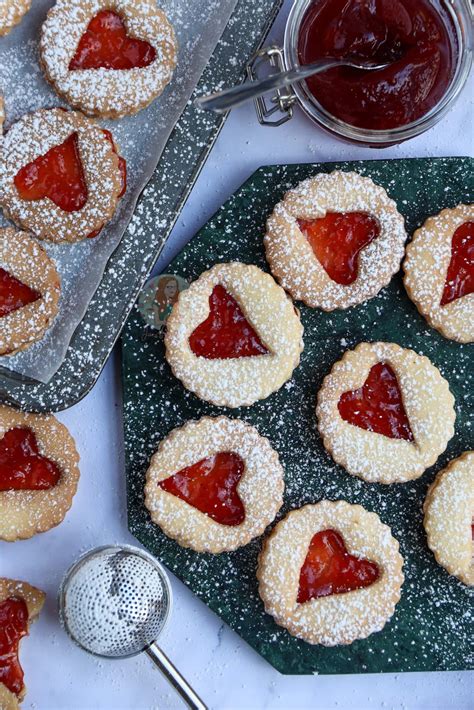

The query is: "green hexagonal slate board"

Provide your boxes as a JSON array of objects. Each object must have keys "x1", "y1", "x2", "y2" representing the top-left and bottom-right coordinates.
[{"x1": 121, "y1": 157, "x2": 473, "y2": 675}]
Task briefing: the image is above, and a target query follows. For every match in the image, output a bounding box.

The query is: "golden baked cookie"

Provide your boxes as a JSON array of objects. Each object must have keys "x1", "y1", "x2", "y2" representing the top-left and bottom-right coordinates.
[
  {"x1": 424, "y1": 451, "x2": 473, "y2": 585},
  {"x1": 165, "y1": 262, "x2": 304, "y2": 408},
  {"x1": 404, "y1": 205, "x2": 474, "y2": 343},
  {"x1": 0, "y1": 228, "x2": 61, "y2": 355},
  {"x1": 0, "y1": 108, "x2": 125, "y2": 243},
  {"x1": 145, "y1": 416, "x2": 284, "y2": 553},
  {"x1": 0, "y1": 405, "x2": 80, "y2": 541},
  {"x1": 257, "y1": 500, "x2": 404, "y2": 646},
  {"x1": 40, "y1": 0, "x2": 177, "y2": 118},
  {"x1": 0, "y1": 0, "x2": 30, "y2": 36},
  {"x1": 316, "y1": 342, "x2": 455, "y2": 484},
  {"x1": 264, "y1": 171, "x2": 407, "y2": 310},
  {"x1": 0, "y1": 577, "x2": 45, "y2": 710}
]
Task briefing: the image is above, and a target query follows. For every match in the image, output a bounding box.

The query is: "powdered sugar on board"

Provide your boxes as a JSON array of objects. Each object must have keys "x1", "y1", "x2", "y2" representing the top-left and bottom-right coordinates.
[
  {"x1": 0, "y1": 0, "x2": 237, "y2": 383},
  {"x1": 123, "y1": 158, "x2": 473, "y2": 675}
]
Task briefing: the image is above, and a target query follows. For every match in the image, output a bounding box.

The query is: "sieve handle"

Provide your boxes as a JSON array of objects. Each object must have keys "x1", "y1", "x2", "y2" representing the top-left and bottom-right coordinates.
[{"x1": 145, "y1": 643, "x2": 207, "y2": 710}]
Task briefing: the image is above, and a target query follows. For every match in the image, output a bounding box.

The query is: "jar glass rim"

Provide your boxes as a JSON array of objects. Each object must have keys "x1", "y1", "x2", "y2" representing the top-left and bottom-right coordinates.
[{"x1": 283, "y1": 0, "x2": 473, "y2": 144}]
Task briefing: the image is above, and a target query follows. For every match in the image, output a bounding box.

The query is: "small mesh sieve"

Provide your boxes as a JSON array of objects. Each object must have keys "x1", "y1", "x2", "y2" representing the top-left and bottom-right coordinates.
[{"x1": 59, "y1": 545, "x2": 206, "y2": 710}]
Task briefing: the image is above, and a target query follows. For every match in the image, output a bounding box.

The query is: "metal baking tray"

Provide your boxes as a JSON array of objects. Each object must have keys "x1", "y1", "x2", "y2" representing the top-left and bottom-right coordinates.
[{"x1": 0, "y1": 0, "x2": 283, "y2": 412}]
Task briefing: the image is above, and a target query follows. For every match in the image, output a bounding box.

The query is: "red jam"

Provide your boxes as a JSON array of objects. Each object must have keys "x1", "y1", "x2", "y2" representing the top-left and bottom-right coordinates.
[
  {"x1": 0, "y1": 427, "x2": 62, "y2": 491},
  {"x1": 159, "y1": 452, "x2": 245, "y2": 526},
  {"x1": 440, "y1": 221, "x2": 474, "y2": 306},
  {"x1": 298, "y1": 0, "x2": 457, "y2": 130},
  {"x1": 69, "y1": 10, "x2": 157, "y2": 71},
  {"x1": 0, "y1": 269, "x2": 41, "y2": 318},
  {"x1": 297, "y1": 529, "x2": 380, "y2": 603},
  {"x1": 14, "y1": 133, "x2": 88, "y2": 212},
  {"x1": 189, "y1": 284, "x2": 269, "y2": 359},
  {"x1": 338, "y1": 362, "x2": 414, "y2": 441},
  {"x1": 298, "y1": 212, "x2": 380, "y2": 285},
  {"x1": 102, "y1": 129, "x2": 127, "y2": 198},
  {"x1": 0, "y1": 598, "x2": 28, "y2": 696}
]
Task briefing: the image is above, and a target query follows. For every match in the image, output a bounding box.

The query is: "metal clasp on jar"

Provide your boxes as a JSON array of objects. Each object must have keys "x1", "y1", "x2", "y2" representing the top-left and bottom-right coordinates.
[{"x1": 246, "y1": 46, "x2": 297, "y2": 126}]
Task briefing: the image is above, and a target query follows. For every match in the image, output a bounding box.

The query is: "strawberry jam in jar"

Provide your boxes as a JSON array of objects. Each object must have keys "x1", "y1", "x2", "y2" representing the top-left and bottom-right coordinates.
[{"x1": 284, "y1": 0, "x2": 472, "y2": 144}]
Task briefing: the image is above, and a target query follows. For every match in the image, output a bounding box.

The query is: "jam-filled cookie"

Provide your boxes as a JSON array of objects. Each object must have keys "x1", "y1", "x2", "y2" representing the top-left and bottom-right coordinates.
[
  {"x1": 0, "y1": 108, "x2": 126, "y2": 243},
  {"x1": 40, "y1": 0, "x2": 177, "y2": 118},
  {"x1": 0, "y1": 578, "x2": 45, "y2": 710},
  {"x1": 424, "y1": 451, "x2": 473, "y2": 586},
  {"x1": 257, "y1": 500, "x2": 404, "y2": 646},
  {"x1": 404, "y1": 205, "x2": 474, "y2": 343},
  {"x1": 316, "y1": 342, "x2": 455, "y2": 484},
  {"x1": 0, "y1": 228, "x2": 61, "y2": 355},
  {"x1": 0, "y1": 0, "x2": 30, "y2": 36},
  {"x1": 165, "y1": 262, "x2": 304, "y2": 408},
  {"x1": 145, "y1": 416, "x2": 284, "y2": 553},
  {"x1": 264, "y1": 171, "x2": 407, "y2": 310},
  {"x1": 0, "y1": 405, "x2": 80, "y2": 541}
]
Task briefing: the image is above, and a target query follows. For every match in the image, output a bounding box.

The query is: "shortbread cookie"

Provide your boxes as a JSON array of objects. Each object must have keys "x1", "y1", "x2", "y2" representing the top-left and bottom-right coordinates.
[
  {"x1": 165, "y1": 263, "x2": 304, "y2": 408},
  {"x1": 257, "y1": 500, "x2": 404, "y2": 646},
  {"x1": 0, "y1": 0, "x2": 30, "y2": 36},
  {"x1": 424, "y1": 451, "x2": 473, "y2": 585},
  {"x1": 316, "y1": 342, "x2": 455, "y2": 484},
  {"x1": 264, "y1": 171, "x2": 407, "y2": 310},
  {"x1": 0, "y1": 108, "x2": 125, "y2": 243},
  {"x1": 404, "y1": 205, "x2": 474, "y2": 343},
  {"x1": 145, "y1": 416, "x2": 284, "y2": 553},
  {"x1": 0, "y1": 405, "x2": 80, "y2": 541},
  {"x1": 0, "y1": 228, "x2": 61, "y2": 355},
  {"x1": 0, "y1": 577, "x2": 45, "y2": 710},
  {"x1": 40, "y1": 0, "x2": 177, "y2": 118}
]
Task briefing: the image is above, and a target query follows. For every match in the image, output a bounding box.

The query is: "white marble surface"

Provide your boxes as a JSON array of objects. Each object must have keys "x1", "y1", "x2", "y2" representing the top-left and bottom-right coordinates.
[{"x1": 1, "y1": 1, "x2": 473, "y2": 707}]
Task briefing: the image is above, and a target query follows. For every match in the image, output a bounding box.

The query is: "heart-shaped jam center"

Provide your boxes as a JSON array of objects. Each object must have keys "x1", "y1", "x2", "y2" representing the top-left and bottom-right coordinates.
[
  {"x1": 189, "y1": 284, "x2": 269, "y2": 359},
  {"x1": 440, "y1": 221, "x2": 474, "y2": 306},
  {"x1": 0, "y1": 427, "x2": 62, "y2": 491},
  {"x1": 297, "y1": 529, "x2": 380, "y2": 603},
  {"x1": 14, "y1": 133, "x2": 88, "y2": 212},
  {"x1": 0, "y1": 598, "x2": 28, "y2": 696},
  {"x1": 158, "y1": 452, "x2": 245, "y2": 526},
  {"x1": 0, "y1": 269, "x2": 41, "y2": 318},
  {"x1": 338, "y1": 362, "x2": 414, "y2": 441},
  {"x1": 69, "y1": 10, "x2": 157, "y2": 71},
  {"x1": 298, "y1": 212, "x2": 380, "y2": 285}
]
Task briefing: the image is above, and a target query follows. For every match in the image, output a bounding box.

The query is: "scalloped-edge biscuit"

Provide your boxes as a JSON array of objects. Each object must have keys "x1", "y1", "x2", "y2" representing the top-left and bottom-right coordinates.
[
  {"x1": 0, "y1": 577, "x2": 45, "y2": 709},
  {"x1": 145, "y1": 416, "x2": 284, "y2": 553},
  {"x1": 0, "y1": 405, "x2": 80, "y2": 541},
  {"x1": 40, "y1": 0, "x2": 177, "y2": 118},
  {"x1": 0, "y1": 228, "x2": 61, "y2": 355},
  {"x1": 165, "y1": 262, "x2": 304, "y2": 408},
  {"x1": 404, "y1": 204, "x2": 474, "y2": 343},
  {"x1": 424, "y1": 451, "x2": 473, "y2": 585},
  {"x1": 0, "y1": 108, "x2": 124, "y2": 243},
  {"x1": 264, "y1": 171, "x2": 407, "y2": 311},
  {"x1": 316, "y1": 342, "x2": 456, "y2": 484},
  {"x1": 0, "y1": 0, "x2": 31, "y2": 36},
  {"x1": 257, "y1": 500, "x2": 404, "y2": 646}
]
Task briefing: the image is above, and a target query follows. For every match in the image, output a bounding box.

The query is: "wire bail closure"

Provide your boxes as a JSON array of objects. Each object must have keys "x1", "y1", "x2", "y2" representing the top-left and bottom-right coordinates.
[{"x1": 246, "y1": 46, "x2": 296, "y2": 126}]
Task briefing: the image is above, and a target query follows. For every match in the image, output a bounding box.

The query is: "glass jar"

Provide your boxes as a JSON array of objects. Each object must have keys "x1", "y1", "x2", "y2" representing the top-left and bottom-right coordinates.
[{"x1": 254, "y1": 0, "x2": 473, "y2": 146}]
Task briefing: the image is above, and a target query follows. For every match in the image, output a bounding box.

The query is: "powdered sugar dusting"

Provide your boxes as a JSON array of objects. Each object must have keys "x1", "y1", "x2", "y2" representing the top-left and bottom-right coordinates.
[
  {"x1": 0, "y1": 0, "x2": 239, "y2": 383},
  {"x1": 123, "y1": 158, "x2": 473, "y2": 675},
  {"x1": 0, "y1": 0, "x2": 30, "y2": 36},
  {"x1": 165, "y1": 263, "x2": 304, "y2": 408},
  {"x1": 40, "y1": 0, "x2": 177, "y2": 118},
  {"x1": 145, "y1": 415, "x2": 284, "y2": 552},
  {"x1": 265, "y1": 171, "x2": 407, "y2": 311}
]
